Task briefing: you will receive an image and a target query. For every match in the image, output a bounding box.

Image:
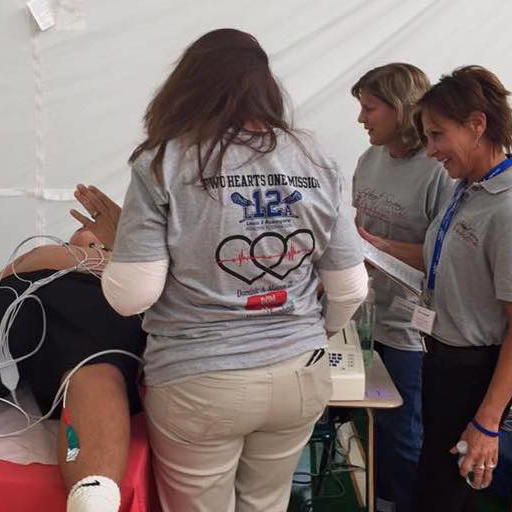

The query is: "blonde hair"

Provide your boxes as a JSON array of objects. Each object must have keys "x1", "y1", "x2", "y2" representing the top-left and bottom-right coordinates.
[{"x1": 351, "y1": 63, "x2": 431, "y2": 155}]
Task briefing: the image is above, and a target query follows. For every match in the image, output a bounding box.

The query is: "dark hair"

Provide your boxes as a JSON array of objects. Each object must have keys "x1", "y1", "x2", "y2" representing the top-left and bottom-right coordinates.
[
  {"x1": 130, "y1": 28, "x2": 299, "y2": 183},
  {"x1": 351, "y1": 63, "x2": 431, "y2": 155},
  {"x1": 415, "y1": 65, "x2": 512, "y2": 151}
]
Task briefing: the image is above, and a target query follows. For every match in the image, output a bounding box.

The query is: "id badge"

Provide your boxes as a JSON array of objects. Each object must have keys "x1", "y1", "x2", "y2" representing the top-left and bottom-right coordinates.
[
  {"x1": 389, "y1": 296, "x2": 416, "y2": 318},
  {"x1": 411, "y1": 305, "x2": 436, "y2": 335}
]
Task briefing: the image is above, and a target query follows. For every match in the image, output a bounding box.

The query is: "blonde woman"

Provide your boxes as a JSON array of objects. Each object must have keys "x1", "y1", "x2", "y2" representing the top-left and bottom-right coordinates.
[{"x1": 351, "y1": 63, "x2": 453, "y2": 512}]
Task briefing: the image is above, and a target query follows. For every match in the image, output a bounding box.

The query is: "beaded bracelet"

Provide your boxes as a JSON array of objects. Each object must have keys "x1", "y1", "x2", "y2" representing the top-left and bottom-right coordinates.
[{"x1": 471, "y1": 418, "x2": 500, "y2": 438}]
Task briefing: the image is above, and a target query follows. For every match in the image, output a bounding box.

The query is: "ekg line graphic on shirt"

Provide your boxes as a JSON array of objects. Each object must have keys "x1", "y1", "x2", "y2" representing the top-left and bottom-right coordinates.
[
  {"x1": 217, "y1": 244, "x2": 311, "y2": 266},
  {"x1": 215, "y1": 229, "x2": 315, "y2": 284}
]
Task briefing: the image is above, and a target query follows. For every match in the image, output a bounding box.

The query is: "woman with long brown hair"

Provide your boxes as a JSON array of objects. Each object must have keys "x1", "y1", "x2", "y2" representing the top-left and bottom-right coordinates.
[{"x1": 99, "y1": 29, "x2": 368, "y2": 511}]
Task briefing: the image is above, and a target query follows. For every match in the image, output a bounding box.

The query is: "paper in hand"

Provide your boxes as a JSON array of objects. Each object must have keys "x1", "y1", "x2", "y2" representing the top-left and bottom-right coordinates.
[{"x1": 361, "y1": 238, "x2": 424, "y2": 296}]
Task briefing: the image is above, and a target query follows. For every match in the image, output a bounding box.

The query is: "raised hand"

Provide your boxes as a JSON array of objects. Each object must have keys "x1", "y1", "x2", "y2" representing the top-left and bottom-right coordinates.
[{"x1": 70, "y1": 184, "x2": 121, "y2": 249}]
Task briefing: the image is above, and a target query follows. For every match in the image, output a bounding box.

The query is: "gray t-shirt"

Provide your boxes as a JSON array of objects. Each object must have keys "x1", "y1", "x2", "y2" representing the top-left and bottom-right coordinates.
[
  {"x1": 113, "y1": 131, "x2": 363, "y2": 384},
  {"x1": 423, "y1": 169, "x2": 512, "y2": 347},
  {"x1": 353, "y1": 146, "x2": 453, "y2": 351}
]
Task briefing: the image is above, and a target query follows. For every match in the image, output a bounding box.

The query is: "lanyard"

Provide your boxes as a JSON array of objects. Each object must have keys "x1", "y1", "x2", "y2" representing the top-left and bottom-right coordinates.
[{"x1": 427, "y1": 158, "x2": 512, "y2": 291}]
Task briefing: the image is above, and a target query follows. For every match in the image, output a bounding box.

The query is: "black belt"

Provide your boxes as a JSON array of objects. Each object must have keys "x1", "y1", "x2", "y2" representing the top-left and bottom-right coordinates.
[{"x1": 424, "y1": 335, "x2": 500, "y2": 362}]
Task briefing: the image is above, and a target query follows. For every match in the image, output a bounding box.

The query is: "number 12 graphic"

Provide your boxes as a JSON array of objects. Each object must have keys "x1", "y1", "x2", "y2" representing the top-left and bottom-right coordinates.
[{"x1": 252, "y1": 189, "x2": 282, "y2": 217}]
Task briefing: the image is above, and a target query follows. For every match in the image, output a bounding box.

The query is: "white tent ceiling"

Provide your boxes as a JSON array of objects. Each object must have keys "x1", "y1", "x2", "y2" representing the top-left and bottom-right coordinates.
[{"x1": 1, "y1": 0, "x2": 511, "y2": 263}]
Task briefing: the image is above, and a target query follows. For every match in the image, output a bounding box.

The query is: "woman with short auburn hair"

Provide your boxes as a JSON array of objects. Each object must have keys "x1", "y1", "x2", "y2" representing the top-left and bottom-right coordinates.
[{"x1": 414, "y1": 65, "x2": 512, "y2": 511}]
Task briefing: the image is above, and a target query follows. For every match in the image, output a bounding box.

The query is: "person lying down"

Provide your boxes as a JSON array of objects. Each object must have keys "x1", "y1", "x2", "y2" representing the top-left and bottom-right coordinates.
[{"x1": 0, "y1": 227, "x2": 146, "y2": 512}]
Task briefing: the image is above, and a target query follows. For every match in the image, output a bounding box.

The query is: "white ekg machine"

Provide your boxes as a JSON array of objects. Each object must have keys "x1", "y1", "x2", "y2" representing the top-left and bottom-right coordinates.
[{"x1": 328, "y1": 321, "x2": 365, "y2": 401}]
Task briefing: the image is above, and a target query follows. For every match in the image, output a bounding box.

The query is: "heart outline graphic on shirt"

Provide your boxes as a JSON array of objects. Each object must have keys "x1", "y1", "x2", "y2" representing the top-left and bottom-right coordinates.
[
  {"x1": 215, "y1": 229, "x2": 315, "y2": 284},
  {"x1": 250, "y1": 229, "x2": 315, "y2": 280},
  {"x1": 215, "y1": 235, "x2": 266, "y2": 285}
]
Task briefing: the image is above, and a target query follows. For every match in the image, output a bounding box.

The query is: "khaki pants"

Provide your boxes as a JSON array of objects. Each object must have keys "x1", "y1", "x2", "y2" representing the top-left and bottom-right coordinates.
[{"x1": 144, "y1": 350, "x2": 332, "y2": 512}]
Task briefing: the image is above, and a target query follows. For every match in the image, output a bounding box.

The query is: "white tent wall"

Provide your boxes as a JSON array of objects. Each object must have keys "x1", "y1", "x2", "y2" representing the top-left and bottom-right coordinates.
[{"x1": 1, "y1": 0, "x2": 511, "y2": 264}]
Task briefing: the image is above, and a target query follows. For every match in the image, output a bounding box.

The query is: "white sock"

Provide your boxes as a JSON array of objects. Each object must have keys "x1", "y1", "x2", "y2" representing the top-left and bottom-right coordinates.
[{"x1": 67, "y1": 475, "x2": 121, "y2": 512}]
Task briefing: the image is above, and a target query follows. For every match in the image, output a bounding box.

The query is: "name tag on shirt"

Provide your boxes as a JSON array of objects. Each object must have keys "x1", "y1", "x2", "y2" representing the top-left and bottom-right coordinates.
[
  {"x1": 389, "y1": 296, "x2": 416, "y2": 318},
  {"x1": 411, "y1": 305, "x2": 436, "y2": 334}
]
